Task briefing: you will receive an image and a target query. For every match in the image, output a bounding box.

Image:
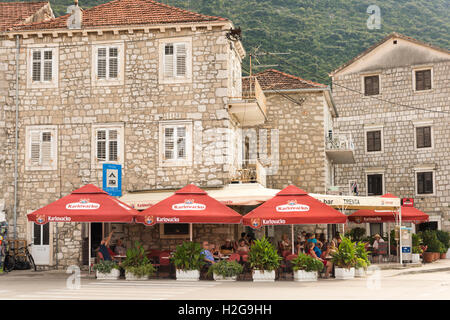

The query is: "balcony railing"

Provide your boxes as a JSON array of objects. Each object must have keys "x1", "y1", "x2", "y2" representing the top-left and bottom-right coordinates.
[
  {"x1": 325, "y1": 132, "x2": 355, "y2": 164},
  {"x1": 231, "y1": 159, "x2": 267, "y2": 186}
]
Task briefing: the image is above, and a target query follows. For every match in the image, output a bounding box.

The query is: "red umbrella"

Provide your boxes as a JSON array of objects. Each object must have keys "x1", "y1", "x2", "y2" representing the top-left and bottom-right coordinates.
[
  {"x1": 348, "y1": 206, "x2": 429, "y2": 224},
  {"x1": 27, "y1": 184, "x2": 138, "y2": 224},
  {"x1": 242, "y1": 185, "x2": 347, "y2": 228},
  {"x1": 136, "y1": 184, "x2": 242, "y2": 226}
]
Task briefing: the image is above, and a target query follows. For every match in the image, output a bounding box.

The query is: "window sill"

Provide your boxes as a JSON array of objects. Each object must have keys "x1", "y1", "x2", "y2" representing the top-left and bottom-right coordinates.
[
  {"x1": 92, "y1": 79, "x2": 124, "y2": 87},
  {"x1": 159, "y1": 160, "x2": 192, "y2": 167},
  {"x1": 159, "y1": 77, "x2": 192, "y2": 85}
]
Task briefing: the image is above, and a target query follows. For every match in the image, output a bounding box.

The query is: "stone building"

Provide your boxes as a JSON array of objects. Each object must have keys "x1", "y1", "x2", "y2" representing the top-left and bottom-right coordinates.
[
  {"x1": 0, "y1": 0, "x2": 349, "y2": 269},
  {"x1": 330, "y1": 33, "x2": 450, "y2": 235}
]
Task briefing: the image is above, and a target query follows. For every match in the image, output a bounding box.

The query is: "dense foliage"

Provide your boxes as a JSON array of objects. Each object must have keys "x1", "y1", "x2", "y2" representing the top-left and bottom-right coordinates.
[
  {"x1": 208, "y1": 260, "x2": 243, "y2": 277},
  {"x1": 331, "y1": 235, "x2": 357, "y2": 269},
  {"x1": 248, "y1": 237, "x2": 282, "y2": 271},
  {"x1": 171, "y1": 241, "x2": 205, "y2": 271},
  {"x1": 34, "y1": 0, "x2": 450, "y2": 85},
  {"x1": 122, "y1": 241, "x2": 156, "y2": 276},
  {"x1": 419, "y1": 230, "x2": 446, "y2": 253},
  {"x1": 93, "y1": 260, "x2": 119, "y2": 274},
  {"x1": 355, "y1": 242, "x2": 370, "y2": 269},
  {"x1": 290, "y1": 253, "x2": 323, "y2": 272}
]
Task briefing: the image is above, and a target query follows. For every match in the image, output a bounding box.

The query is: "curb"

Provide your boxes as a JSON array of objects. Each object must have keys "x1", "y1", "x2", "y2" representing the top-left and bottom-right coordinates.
[{"x1": 389, "y1": 266, "x2": 450, "y2": 277}]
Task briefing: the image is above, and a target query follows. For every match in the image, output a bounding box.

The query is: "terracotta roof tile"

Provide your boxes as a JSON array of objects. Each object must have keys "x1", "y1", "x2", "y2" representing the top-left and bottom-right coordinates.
[
  {"x1": 0, "y1": 1, "x2": 49, "y2": 31},
  {"x1": 9, "y1": 0, "x2": 228, "y2": 31},
  {"x1": 243, "y1": 69, "x2": 327, "y2": 92}
]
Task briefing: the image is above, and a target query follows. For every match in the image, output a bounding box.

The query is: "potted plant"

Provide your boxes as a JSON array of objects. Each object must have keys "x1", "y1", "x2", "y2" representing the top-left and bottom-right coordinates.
[
  {"x1": 248, "y1": 237, "x2": 282, "y2": 282},
  {"x1": 208, "y1": 260, "x2": 243, "y2": 281},
  {"x1": 171, "y1": 241, "x2": 205, "y2": 281},
  {"x1": 331, "y1": 236, "x2": 357, "y2": 279},
  {"x1": 122, "y1": 241, "x2": 156, "y2": 280},
  {"x1": 93, "y1": 260, "x2": 120, "y2": 280},
  {"x1": 412, "y1": 246, "x2": 423, "y2": 263},
  {"x1": 436, "y1": 230, "x2": 449, "y2": 259},
  {"x1": 355, "y1": 242, "x2": 370, "y2": 277},
  {"x1": 290, "y1": 253, "x2": 323, "y2": 282}
]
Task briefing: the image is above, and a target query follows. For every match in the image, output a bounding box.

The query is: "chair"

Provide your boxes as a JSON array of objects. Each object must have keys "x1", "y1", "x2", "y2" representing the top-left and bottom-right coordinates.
[
  {"x1": 155, "y1": 252, "x2": 172, "y2": 278},
  {"x1": 279, "y1": 254, "x2": 297, "y2": 280},
  {"x1": 96, "y1": 251, "x2": 104, "y2": 263},
  {"x1": 228, "y1": 253, "x2": 240, "y2": 262},
  {"x1": 373, "y1": 242, "x2": 388, "y2": 263}
]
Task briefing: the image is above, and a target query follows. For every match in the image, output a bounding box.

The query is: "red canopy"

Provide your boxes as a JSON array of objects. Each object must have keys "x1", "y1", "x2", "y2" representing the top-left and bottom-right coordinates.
[
  {"x1": 348, "y1": 206, "x2": 429, "y2": 224},
  {"x1": 242, "y1": 185, "x2": 347, "y2": 228},
  {"x1": 135, "y1": 184, "x2": 242, "y2": 225},
  {"x1": 27, "y1": 184, "x2": 138, "y2": 224}
]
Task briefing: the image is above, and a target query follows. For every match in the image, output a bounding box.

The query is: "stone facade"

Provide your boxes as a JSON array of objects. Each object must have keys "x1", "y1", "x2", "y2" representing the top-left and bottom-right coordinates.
[{"x1": 331, "y1": 34, "x2": 450, "y2": 233}]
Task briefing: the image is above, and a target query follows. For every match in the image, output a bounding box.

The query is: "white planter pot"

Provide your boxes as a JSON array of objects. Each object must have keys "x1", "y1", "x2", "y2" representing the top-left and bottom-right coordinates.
[
  {"x1": 176, "y1": 269, "x2": 200, "y2": 281},
  {"x1": 411, "y1": 253, "x2": 420, "y2": 263},
  {"x1": 355, "y1": 268, "x2": 366, "y2": 278},
  {"x1": 335, "y1": 267, "x2": 355, "y2": 280},
  {"x1": 125, "y1": 272, "x2": 149, "y2": 281},
  {"x1": 213, "y1": 274, "x2": 238, "y2": 281},
  {"x1": 293, "y1": 270, "x2": 318, "y2": 282},
  {"x1": 96, "y1": 268, "x2": 120, "y2": 280},
  {"x1": 252, "y1": 270, "x2": 276, "y2": 282}
]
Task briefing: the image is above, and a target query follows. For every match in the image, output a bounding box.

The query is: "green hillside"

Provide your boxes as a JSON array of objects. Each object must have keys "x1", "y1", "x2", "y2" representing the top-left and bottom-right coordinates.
[{"x1": 15, "y1": 0, "x2": 450, "y2": 84}]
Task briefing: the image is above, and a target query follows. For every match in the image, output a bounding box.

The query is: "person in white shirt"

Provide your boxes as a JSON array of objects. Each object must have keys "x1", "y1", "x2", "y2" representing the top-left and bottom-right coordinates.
[{"x1": 372, "y1": 234, "x2": 385, "y2": 250}]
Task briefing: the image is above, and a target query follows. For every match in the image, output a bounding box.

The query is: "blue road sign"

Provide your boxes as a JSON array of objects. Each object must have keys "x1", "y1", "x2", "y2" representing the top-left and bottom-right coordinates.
[
  {"x1": 402, "y1": 246, "x2": 411, "y2": 253},
  {"x1": 102, "y1": 163, "x2": 122, "y2": 197}
]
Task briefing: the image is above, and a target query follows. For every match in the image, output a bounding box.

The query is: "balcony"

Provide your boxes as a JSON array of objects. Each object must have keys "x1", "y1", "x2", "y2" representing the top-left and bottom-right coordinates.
[
  {"x1": 325, "y1": 132, "x2": 355, "y2": 164},
  {"x1": 228, "y1": 76, "x2": 267, "y2": 127},
  {"x1": 231, "y1": 159, "x2": 267, "y2": 187}
]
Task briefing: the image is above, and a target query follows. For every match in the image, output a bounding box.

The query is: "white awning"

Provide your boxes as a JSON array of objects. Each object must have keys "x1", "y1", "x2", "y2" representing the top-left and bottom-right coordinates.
[{"x1": 119, "y1": 184, "x2": 401, "y2": 211}]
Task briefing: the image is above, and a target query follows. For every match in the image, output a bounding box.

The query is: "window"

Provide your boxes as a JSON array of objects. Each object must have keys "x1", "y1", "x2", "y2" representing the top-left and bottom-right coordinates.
[
  {"x1": 159, "y1": 224, "x2": 190, "y2": 239},
  {"x1": 159, "y1": 38, "x2": 192, "y2": 84},
  {"x1": 416, "y1": 126, "x2": 432, "y2": 149},
  {"x1": 367, "y1": 174, "x2": 383, "y2": 196},
  {"x1": 91, "y1": 124, "x2": 124, "y2": 167},
  {"x1": 27, "y1": 46, "x2": 58, "y2": 88},
  {"x1": 92, "y1": 42, "x2": 124, "y2": 86},
  {"x1": 415, "y1": 69, "x2": 432, "y2": 91},
  {"x1": 417, "y1": 172, "x2": 433, "y2": 195},
  {"x1": 369, "y1": 223, "x2": 383, "y2": 236},
  {"x1": 25, "y1": 126, "x2": 58, "y2": 171},
  {"x1": 364, "y1": 75, "x2": 379, "y2": 96},
  {"x1": 159, "y1": 121, "x2": 192, "y2": 167},
  {"x1": 366, "y1": 130, "x2": 382, "y2": 152}
]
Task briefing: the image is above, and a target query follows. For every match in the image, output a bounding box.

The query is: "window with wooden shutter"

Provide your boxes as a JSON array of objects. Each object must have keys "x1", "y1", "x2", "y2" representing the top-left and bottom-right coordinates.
[
  {"x1": 43, "y1": 50, "x2": 52, "y2": 81},
  {"x1": 26, "y1": 126, "x2": 57, "y2": 170},
  {"x1": 30, "y1": 131, "x2": 41, "y2": 164},
  {"x1": 177, "y1": 127, "x2": 186, "y2": 159},
  {"x1": 164, "y1": 127, "x2": 174, "y2": 160},
  {"x1": 366, "y1": 130, "x2": 382, "y2": 152},
  {"x1": 417, "y1": 172, "x2": 433, "y2": 194},
  {"x1": 97, "y1": 130, "x2": 106, "y2": 161},
  {"x1": 163, "y1": 42, "x2": 189, "y2": 79},
  {"x1": 41, "y1": 132, "x2": 52, "y2": 165},
  {"x1": 97, "y1": 48, "x2": 107, "y2": 79},
  {"x1": 160, "y1": 121, "x2": 192, "y2": 166},
  {"x1": 364, "y1": 75, "x2": 380, "y2": 96},
  {"x1": 108, "y1": 130, "x2": 118, "y2": 161},
  {"x1": 367, "y1": 174, "x2": 383, "y2": 196},
  {"x1": 415, "y1": 70, "x2": 432, "y2": 91},
  {"x1": 96, "y1": 129, "x2": 119, "y2": 162},
  {"x1": 109, "y1": 47, "x2": 118, "y2": 79},
  {"x1": 176, "y1": 44, "x2": 186, "y2": 77},
  {"x1": 32, "y1": 51, "x2": 41, "y2": 82},
  {"x1": 31, "y1": 49, "x2": 53, "y2": 82},
  {"x1": 416, "y1": 126, "x2": 432, "y2": 148},
  {"x1": 164, "y1": 44, "x2": 174, "y2": 78}
]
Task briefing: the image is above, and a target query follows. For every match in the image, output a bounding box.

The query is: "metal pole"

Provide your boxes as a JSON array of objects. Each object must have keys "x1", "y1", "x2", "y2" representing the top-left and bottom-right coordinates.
[
  {"x1": 399, "y1": 206, "x2": 403, "y2": 265},
  {"x1": 13, "y1": 35, "x2": 20, "y2": 240},
  {"x1": 88, "y1": 222, "x2": 91, "y2": 275},
  {"x1": 189, "y1": 223, "x2": 193, "y2": 242},
  {"x1": 291, "y1": 225, "x2": 294, "y2": 255},
  {"x1": 388, "y1": 222, "x2": 391, "y2": 257}
]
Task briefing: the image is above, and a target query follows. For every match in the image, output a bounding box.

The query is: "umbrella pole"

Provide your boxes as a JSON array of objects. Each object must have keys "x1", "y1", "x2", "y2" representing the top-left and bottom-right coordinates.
[
  {"x1": 388, "y1": 223, "x2": 391, "y2": 258},
  {"x1": 189, "y1": 223, "x2": 193, "y2": 242},
  {"x1": 88, "y1": 222, "x2": 91, "y2": 275},
  {"x1": 399, "y1": 207, "x2": 403, "y2": 265},
  {"x1": 291, "y1": 225, "x2": 294, "y2": 255}
]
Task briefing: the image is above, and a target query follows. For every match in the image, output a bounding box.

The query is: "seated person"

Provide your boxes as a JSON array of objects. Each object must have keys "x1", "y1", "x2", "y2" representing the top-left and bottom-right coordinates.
[
  {"x1": 201, "y1": 241, "x2": 216, "y2": 265},
  {"x1": 238, "y1": 232, "x2": 249, "y2": 246},
  {"x1": 236, "y1": 239, "x2": 249, "y2": 254},
  {"x1": 98, "y1": 231, "x2": 116, "y2": 261},
  {"x1": 280, "y1": 234, "x2": 292, "y2": 254},
  {"x1": 210, "y1": 243, "x2": 222, "y2": 260},
  {"x1": 220, "y1": 239, "x2": 235, "y2": 255},
  {"x1": 305, "y1": 242, "x2": 332, "y2": 278},
  {"x1": 306, "y1": 233, "x2": 322, "y2": 257},
  {"x1": 372, "y1": 234, "x2": 385, "y2": 255},
  {"x1": 114, "y1": 239, "x2": 126, "y2": 256}
]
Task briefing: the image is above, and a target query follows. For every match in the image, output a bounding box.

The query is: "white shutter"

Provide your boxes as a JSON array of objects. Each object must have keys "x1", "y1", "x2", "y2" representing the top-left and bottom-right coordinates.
[
  {"x1": 97, "y1": 48, "x2": 107, "y2": 79},
  {"x1": 108, "y1": 129, "x2": 118, "y2": 161},
  {"x1": 164, "y1": 44, "x2": 174, "y2": 78},
  {"x1": 177, "y1": 127, "x2": 186, "y2": 159},
  {"x1": 41, "y1": 132, "x2": 52, "y2": 165},
  {"x1": 30, "y1": 131, "x2": 41, "y2": 164},
  {"x1": 32, "y1": 50, "x2": 41, "y2": 82},
  {"x1": 97, "y1": 130, "x2": 106, "y2": 161},
  {"x1": 164, "y1": 127, "x2": 174, "y2": 160},
  {"x1": 108, "y1": 47, "x2": 118, "y2": 79},
  {"x1": 43, "y1": 50, "x2": 52, "y2": 81},
  {"x1": 175, "y1": 43, "x2": 186, "y2": 77}
]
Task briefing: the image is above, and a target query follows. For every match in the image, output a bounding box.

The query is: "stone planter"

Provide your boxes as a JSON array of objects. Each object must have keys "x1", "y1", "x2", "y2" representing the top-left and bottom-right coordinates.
[
  {"x1": 252, "y1": 270, "x2": 276, "y2": 282},
  {"x1": 213, "y1": 274, "x2": 238, "y2": 281},
  {"x1": 355, "y1": 268, "x2": 366, "y2": 278},
  {"x1": 440, "y1": 253, "x2": 447, "y2": 259},
  {"x1": 433, "y1": 252, "x2": 440, "y2": 261},
  {"x1": 176, "y1": 269, "x2": 200, "y2": 281},
  {"x1": 96, "y1": 268, "x2": 120, "y2": 280},
  {"x1": 423, "y1": 252, "x2": 434, "y2": 263},
  {"x1": 411, "y1": 253, "x2": 420, "y2": 263},
  {"x1": 125, "y1": 271, "x2": 149, "y2": 281},
  {"x1": 334, "y1": 267, "x2": 355, "y2": 280},
  {"x1": 293, "y1": 270, "x2": 318, "y2": 282}
]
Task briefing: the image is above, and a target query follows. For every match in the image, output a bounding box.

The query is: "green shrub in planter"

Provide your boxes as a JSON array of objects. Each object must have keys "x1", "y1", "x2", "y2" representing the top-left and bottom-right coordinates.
[
  {"x1": 208, "y1": 260, "x2": 243, "y2": 278},
  {"x1": 93, "y1": 260, "x2": 119, "y2": 274},
  {"x1": 347, "y1": 227, "x2": 366, "y2": 241},
  {"x1": 171, "y1": 241, "x2": 205, "y2": 271},
  {"x1": 290, "y1": 253, "x2": 323, "y2": 272},
  {"x1": 355, "y1": 257, "x2": 368, "y2": 269},
  {"x1": 412, "y1": 246, "x2": 423, "y2": 254},
  {"x1": 331, "y1": 236, "x2": 357, "y2": 269},
  {"x1": 412, "y1": 233, "x2": 422, "y2": 247},
  {"x1": 122, "y1": 241, "x2": 155, "y2": 277},
  {"x1": 436, "y1": 230, "x2": 450, "y2": 251},
  {"x1": 355, "y1": 241, "x2": 370, "y2": 269},
  {"x1": 248, "y1": 237, "x2": 282, "y2": 271}
]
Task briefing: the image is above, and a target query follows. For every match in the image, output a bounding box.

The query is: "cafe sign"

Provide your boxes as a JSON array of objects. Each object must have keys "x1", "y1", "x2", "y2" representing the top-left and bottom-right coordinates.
[
  {"x1": 172, "y1": 199, "x2": 206, "y2": 211},
  {"x1": 276, "y1": 200, "x2": 310, "y2": 212}
]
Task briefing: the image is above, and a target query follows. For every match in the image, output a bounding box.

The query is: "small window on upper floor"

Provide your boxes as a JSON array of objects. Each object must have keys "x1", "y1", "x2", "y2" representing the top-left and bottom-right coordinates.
[
  {"x1": 27, "y1": 46, "x2": 59, "y2": 88},
  {"x1": 366, "y1": 130, "x2": 382, "y2": 152},
  {"x1": 25, "y1": 125, "x2": 58, "y2": 171},
  {"x1": 415, "y1": 69, "x2": 432, "y2": 91},
  {"x1": 417, "y1": 171, "x2": 434, "y2": 195},
  {"x1": 416, "y1": 126, "x2": 432, "y2": 149},
  {"x1": 91, "y1": 42, "x2": 124, "y2": 86},
  {"x1": 91, "y1": 123, "x2": 124, "y2": 168},
  {"x1": 364, "y1": 75, "x2": 379, "y2": 96},
  {"x1": 159, "y1": 38, "x2": 192, "y2": 84}
]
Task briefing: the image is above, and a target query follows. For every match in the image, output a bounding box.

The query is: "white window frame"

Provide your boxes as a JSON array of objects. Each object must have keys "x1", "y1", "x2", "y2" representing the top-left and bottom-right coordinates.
[
  {"x1": 412, "y1": 66, "x2": 433, "y2": 93},
  {"x1": 91, "y1": 123, "x2": 124, "y2": 169},
  {"x1": 364, "y1": 124, "x2": 384, "y2": 154},
  {"x1": 414, "y1": 168, "x2": 436, "y2": 197},
  {"x1": 27, "y1": 44, "x2": 59, "y2": 89},
  {"x1": 413, "y1": 120, "x2": 433, "y2": 151},
  {"x1": 365, "y1": 169, "x2": 385, "y2": 196},
  {"x1": 159, "y1": 120, "x2": 193, "y2": 167},
  {"x1": 91, "y1": 41, "x2": 125, "y2": 86},
  {"x1": 361, "y1": 72, "x2": 381, "y2": 97},
  {"x1": 158, "y1": 37, "x2": 192, "y2": 84},
  {"x1": 25, "y1": 125, "x2": 58, "y2": 171}
]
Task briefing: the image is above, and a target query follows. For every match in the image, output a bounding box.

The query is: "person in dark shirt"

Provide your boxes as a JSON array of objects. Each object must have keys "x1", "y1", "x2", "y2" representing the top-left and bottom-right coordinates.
[
  {"x1": 98, "y1": 231, "x2": 115, "y2": 261},
  {"x1": 220, "y1": 239, "x2": 235, "y2": 255}
]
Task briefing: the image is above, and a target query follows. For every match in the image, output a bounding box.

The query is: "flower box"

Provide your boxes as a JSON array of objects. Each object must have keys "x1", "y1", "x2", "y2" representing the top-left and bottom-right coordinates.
[
  {"x1": 252, "y1": 270, "x2": 276, "y2": 282},
  {"x1": 411, "y1": 253, "x2": 420, "y2": 263},
  {"x1": 125, "y1": 272, "x2": 149, "y2": 281},
  {"x1": 96, "y1": 268, "x2": 120, "y2": 280},
  {"x1": 213, "y1": 274, "x2": 237, "y2": 281},
  {"x1": 176, "y1": 269, "x2": 200, "y2": 281},
  {"x1": 335, "y1": 267, "x2": 355, "y2": 280},
  {"x1": 355, "y1": 268, "x2": 366, "y2": 278},
  {"x1": 293, "y1": 270, "x2": 318, "y2": 282}
]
